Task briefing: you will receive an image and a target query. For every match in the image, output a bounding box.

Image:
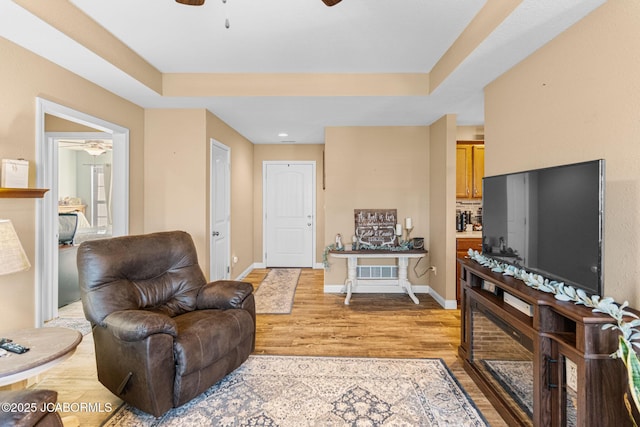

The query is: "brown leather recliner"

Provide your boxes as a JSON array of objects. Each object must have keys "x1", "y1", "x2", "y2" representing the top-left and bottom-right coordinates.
[{"x1": 77, "y1": 230, "x2": 256, "y2": 417}]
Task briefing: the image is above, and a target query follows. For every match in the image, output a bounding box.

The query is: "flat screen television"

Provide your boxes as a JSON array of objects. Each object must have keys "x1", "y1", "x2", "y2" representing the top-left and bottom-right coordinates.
[{"x1": 482, "y1": 159, "x2": 605, "y2": 297}]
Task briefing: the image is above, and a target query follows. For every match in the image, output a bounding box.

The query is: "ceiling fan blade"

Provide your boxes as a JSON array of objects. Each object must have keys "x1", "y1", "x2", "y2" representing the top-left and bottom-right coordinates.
[
  {"x1": 176, "y1": 0, "x2": 205, "y2": 5},
  {"x1": 322, "y1": 0, "x2": 342, "y2": 6}
]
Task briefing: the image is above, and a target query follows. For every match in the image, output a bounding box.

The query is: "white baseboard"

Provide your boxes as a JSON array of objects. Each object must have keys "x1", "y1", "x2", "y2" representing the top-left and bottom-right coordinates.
[
  {"x1": 246, "y1": 262, "x2": 324, "y2": 272},
  {"x1": 324, "y1": 283, "x2": 457, "y2": 309},
  {"x1": 428, "y1": 287, "x2": 458, "y2": 309},
  {"x1": 234, "y1": 264, "x2": 257, "y2": 281},
  {"x1": 324, "y1": 283, "x2": 430, "y2": 294}
]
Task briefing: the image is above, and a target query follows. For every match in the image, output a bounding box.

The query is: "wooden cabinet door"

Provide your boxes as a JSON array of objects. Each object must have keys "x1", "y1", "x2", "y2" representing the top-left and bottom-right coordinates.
[
  {"x1": 456, "y1": 142, "x2": 484, "y2": 199},
  {"x1": 472, "y1": 145, "x2": 484, "y2": 198},
  {"x1": 456, "y1": 145, "x2": 472, "y2": 198}
]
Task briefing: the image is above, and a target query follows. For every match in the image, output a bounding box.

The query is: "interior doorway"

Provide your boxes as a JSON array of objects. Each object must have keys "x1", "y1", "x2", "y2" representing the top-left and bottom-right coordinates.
[
  {"x1": 53, "y1": 134, "x2": 114, "y2": 308},
  {"x1": 35, "y1": 98, "x2": 129, "y2": 325}
]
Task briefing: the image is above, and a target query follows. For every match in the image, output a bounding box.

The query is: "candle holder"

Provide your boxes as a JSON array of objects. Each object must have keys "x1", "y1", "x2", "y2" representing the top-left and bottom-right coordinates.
[{"x1": 405, "y1": 226, "x2": 414, "y2": 242}]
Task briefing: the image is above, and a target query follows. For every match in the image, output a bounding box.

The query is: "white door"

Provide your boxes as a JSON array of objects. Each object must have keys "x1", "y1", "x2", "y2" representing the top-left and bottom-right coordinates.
[
  {"x1": 210, "y1": 140, "x2": 231, "y2": 280},
  {"x1": 264, "y1": 162, "x2": 315, "y2": 267}
]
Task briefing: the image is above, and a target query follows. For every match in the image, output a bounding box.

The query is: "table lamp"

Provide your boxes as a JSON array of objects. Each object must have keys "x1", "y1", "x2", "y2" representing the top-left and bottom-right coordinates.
[{"x1": 0, "y1": 219, "x2": 31, "y2": 275}]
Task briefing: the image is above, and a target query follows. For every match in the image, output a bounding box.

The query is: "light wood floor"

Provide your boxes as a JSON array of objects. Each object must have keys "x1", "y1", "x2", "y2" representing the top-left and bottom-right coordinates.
[{"x1": 32, "y1": 268, "x2": 507, "y2": 426}]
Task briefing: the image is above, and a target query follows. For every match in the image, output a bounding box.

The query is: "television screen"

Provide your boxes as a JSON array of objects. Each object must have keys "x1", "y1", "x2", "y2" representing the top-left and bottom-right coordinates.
[{"x1": 482, "y1": 160, "x2": 605, "y2": 296}]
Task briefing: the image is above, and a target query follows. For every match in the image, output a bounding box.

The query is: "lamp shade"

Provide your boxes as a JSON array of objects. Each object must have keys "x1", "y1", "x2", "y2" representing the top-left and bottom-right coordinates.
[{"x1": 0, "y1": 219, "x2": 31, "y2": 275}]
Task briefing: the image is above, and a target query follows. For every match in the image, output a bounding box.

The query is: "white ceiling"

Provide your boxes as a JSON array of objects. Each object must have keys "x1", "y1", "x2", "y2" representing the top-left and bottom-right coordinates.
[
  {"x1": 71, "y1": 0, "x2": 485, "y2": 73},
  {"x1": 1, "y1": 0, "x2": 605, "y2": 144}
]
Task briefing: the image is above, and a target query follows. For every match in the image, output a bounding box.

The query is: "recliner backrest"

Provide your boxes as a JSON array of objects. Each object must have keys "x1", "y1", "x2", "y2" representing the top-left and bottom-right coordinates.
[{"x1": 77, "y1": 230, "x2": 207, "y2": 325}]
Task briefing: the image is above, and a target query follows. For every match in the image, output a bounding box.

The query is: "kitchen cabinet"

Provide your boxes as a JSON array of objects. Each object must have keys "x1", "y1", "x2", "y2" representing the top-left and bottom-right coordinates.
[
  {"x1": 471, "y1": 145, "x2": 484, "y2": 197},
  {"x1": 456, "y1": 142, "x2": 484, "y2": 199}
]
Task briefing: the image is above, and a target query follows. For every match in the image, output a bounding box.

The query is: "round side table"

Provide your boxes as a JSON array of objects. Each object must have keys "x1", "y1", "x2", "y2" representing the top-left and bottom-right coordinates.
[{"x1": 0, "y1": 327, "x2": 82, "y2": 388}]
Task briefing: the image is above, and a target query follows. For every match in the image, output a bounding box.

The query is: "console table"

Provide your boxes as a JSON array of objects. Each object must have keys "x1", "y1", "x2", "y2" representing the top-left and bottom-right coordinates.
[
  {"x1": 329, "y1": 249, "x2": 427, "y2": 305},
  {"x1": 0, "y1": 327, "x2": 82, "y2": 389}
]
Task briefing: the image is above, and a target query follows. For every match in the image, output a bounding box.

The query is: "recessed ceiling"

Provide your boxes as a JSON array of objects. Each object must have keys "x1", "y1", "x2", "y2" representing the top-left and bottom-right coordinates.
[
  {"x1": 0, "y1": 0, "x2": 606, "y2": 144},
  {"x1": 70, "y1": 0, "x2": 484, "y2": 73}
]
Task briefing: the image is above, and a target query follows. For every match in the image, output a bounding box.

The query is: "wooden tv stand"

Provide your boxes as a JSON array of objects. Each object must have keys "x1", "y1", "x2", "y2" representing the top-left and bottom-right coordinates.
[{"x1": 458, "y1": 257, "x2": 632, "y2": 427}]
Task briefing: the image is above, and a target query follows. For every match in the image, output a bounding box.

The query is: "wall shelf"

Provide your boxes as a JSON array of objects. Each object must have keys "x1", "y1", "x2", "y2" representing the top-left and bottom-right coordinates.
[{"x1": 0, "y1": 188, "x2": 49, "y2": 198}]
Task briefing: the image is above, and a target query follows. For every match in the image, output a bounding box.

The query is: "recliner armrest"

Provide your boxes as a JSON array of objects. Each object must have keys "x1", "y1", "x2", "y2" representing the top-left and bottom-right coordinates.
[
  {"x1": 103, "y1": 310, "x2": 178, "y2": 342},
  {"x1": 197, "y1": 280, "x2": 253, "y2": 310}
]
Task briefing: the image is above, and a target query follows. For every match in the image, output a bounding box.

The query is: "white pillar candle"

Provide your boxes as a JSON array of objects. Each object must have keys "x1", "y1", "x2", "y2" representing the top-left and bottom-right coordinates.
[
  {"x1": 405, "y1": 217, "x2": 412, "y2": 229},
  {"x1": 395, "y1": 223, "x2": 402, "y2": 235}
]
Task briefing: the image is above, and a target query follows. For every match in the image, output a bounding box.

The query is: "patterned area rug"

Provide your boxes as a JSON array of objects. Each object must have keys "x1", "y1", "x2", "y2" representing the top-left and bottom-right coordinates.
[
  {"x1": 104, "y1": 355, "x2": 488, "y2": 426},
  {"x1": 44, "y1": 317, "x2": 92, "y2": 336},
  {"x1": 254, "y1": 268, "x2": 301, "y2": 314},
  {"x1": 481, "y1": 359, "x2": 533, "y2": 418}
]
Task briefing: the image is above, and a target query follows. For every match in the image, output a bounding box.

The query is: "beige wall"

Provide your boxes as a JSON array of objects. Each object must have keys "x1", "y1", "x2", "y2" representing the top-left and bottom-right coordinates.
[
  {"x1": 324, "y1": 126, "x2": 430, "y2": 287},
  {"x1": 485, "y1": 0, "x2": 640, "y2": 305},
  {"x1": 45, "y1": 115, "x2": 100, "y2": 133},
  {"x1": 144, "y1": 109, "x2": 209, "y2": 261},
  {"x1": 253, "y1": 144, "x2": 325, "y2": 265},
  {"x1": 144, "y1": 109, "x2": 256, "y2": 280},
  {"x1": 0, "y1": 37, "x2": 145, "y2": 331},
  {"x1": 457, "y1": 125, "x2": 485, "y2": 141},
  {"x1": 429, "y1": 116, "x2": 458, "y2": 303}
]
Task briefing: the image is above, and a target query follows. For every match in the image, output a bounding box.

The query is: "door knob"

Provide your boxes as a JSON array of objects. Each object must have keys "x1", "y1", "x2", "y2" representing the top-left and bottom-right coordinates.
[{"x1": 212, "y1": 231, "x2": 220, "y2": 236}]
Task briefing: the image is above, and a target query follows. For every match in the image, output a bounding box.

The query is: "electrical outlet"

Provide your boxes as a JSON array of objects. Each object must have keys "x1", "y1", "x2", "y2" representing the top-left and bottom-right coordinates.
[
  {"x1": 565, "y1": 357, "x2": 578, "y2": 391},
  {"x1": 428, "y1": 266, "x2": 437, "y2": 276}
]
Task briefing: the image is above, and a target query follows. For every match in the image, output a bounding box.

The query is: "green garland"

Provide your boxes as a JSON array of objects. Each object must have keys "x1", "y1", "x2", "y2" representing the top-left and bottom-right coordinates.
[
  {"x1": 322, "y1": 243, "x2": 337, "y2": 269},
  {"x1": 466, "y1": 249, "x2": 638, "y2": 336}
]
